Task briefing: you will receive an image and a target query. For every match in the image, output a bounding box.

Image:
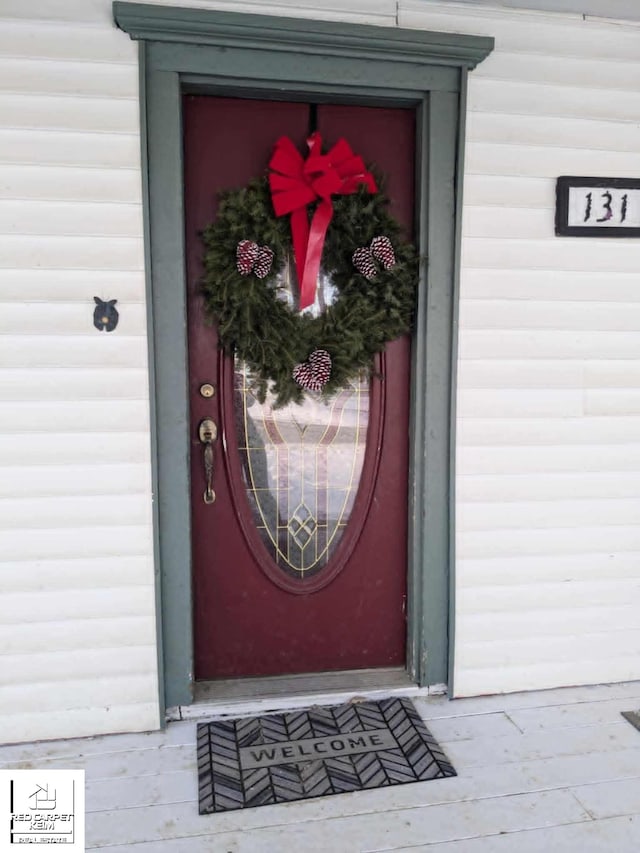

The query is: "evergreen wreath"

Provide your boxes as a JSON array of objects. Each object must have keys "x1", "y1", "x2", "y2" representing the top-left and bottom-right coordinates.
[{"x1": 201, "y1": 167, "x2": 419, "y2": 407}]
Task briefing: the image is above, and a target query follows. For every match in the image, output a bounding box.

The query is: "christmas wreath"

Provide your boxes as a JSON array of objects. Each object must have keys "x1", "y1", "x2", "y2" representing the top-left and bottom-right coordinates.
[{"x1": 201, "y1": 133, "x2": 419, "y2": 407}]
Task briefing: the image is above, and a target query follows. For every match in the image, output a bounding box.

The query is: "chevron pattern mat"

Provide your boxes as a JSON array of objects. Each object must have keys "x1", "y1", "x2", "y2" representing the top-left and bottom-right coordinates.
[{"x1": 197, "y1": 697, "x2": 456, "y2": 813}]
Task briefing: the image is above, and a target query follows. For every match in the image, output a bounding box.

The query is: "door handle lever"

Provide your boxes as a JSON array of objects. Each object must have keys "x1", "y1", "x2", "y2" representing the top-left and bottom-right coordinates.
[{"x1": 198, "y1": 418, "x2": 217, "y2": 504}]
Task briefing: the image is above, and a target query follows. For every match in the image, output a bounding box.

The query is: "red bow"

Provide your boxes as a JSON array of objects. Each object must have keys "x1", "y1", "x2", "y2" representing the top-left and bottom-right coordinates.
[{"x1": 269, "y1": 133, "x2": 377, "y2": 310}]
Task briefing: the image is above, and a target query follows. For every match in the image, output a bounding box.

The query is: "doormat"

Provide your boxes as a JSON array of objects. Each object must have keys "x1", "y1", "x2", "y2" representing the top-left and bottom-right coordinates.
[
  {"x1": 621, "y1": 710, "x2": 640, "y2": 732},
  {"x1": 197, "y1": 697, "x2": 456, "y2": 813}
]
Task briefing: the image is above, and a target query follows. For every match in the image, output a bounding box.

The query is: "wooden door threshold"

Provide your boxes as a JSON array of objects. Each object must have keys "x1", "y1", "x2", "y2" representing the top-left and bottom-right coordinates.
[{"x1": 167, "y1": 668, "x2": 446, "y2": 722}]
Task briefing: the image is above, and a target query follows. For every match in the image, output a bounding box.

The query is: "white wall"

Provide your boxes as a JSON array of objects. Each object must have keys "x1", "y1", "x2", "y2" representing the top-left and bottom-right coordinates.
[
  {"x1": 399, "y1": 1, "x2": 640, "y2": 695},
  {"x1": 0, "y1": 0, "x2": 159, "y2": 743},
  {"x1": 1, "y1": 0, "x2": 640, "y2": 743}
]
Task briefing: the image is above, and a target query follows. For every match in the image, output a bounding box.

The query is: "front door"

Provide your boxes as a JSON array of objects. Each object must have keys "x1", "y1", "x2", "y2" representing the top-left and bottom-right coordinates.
[{"x1": 184, "y1": 96, "x2": 415, "y2": 681}]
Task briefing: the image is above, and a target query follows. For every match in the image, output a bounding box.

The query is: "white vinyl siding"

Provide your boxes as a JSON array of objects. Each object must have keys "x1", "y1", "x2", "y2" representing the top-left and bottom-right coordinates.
[
  {"x1": 0, "y1": 4, "x2": 158, "y2": 743},
  {"x1": 401, "y1": 0, "x2": 640, "y2": 696}
]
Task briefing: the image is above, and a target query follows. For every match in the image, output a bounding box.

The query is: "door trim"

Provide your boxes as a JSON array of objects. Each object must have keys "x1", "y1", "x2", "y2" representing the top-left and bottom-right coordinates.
[{"x1": 113, "y1": 2, "x2": 494, "y2": 710}]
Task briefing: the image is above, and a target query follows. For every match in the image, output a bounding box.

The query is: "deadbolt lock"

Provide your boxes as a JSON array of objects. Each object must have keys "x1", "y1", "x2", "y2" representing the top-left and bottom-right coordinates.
[{"x1": 199, "y1": 383, "x2": 215, "y2": 398}]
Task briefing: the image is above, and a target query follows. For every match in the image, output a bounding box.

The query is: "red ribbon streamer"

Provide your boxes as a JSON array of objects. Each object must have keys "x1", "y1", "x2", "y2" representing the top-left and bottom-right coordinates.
[{"x1": 269, "y1": 132, "x2": 377, "y2": 310}]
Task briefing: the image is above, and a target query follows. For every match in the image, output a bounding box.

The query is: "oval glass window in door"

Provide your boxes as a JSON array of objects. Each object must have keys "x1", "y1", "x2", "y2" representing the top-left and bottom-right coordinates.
[{"x1": 233, "y1": 266, "x2": 372, "y2": 585}]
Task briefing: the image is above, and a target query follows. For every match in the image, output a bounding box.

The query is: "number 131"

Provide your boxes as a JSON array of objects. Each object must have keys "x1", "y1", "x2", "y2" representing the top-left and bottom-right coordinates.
[{"x1": 583, "y1": 191, "x2": 628, "y2": 224}]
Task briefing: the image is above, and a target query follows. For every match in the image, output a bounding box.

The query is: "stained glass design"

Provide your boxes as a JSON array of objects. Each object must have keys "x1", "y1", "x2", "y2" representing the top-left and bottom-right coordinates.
[
  {"x1": 233, "y1": 263, "x2": 369, "y2": 580},
  {"x1": 235, "y1": 365, "x2": 369, "y2": 580}
]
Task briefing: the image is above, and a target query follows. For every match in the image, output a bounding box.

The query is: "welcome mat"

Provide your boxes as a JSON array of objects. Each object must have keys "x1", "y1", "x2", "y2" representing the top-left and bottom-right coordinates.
[{"x1": 197, "y1": 697, "x2": 456, "y2": 813}]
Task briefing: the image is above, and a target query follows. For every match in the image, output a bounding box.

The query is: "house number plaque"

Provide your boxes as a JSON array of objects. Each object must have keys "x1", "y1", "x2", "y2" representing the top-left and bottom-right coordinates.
[{"x1": 556, "y1": 176, "x2": 640, "y2": 237}]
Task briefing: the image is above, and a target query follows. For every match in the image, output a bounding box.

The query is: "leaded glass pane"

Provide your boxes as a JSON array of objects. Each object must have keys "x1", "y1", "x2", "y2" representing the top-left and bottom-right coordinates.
[
  {"x1": 235, "y1": 365, "x2": 369, "y2": 579},
  {"x1": 234, "y1": 263, "x2": 369, "y2": 580}
]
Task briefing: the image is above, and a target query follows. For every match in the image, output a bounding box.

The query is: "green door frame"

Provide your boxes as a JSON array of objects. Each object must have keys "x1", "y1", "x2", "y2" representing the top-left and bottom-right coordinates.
[{"x1": 113, "y1": 1, "x2": 493, "y2": 711}]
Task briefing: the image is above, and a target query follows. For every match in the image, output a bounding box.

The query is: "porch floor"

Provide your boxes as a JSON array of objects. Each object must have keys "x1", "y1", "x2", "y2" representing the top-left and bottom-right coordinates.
[{"x1": 2, "y1": 681, "x2": 640, "y2": 851}]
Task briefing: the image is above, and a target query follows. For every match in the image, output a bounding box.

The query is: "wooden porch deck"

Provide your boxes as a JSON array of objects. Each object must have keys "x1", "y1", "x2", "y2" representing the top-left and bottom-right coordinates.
[{"x1": 2, "y1": 681, "x2": 640, "y2": 851}]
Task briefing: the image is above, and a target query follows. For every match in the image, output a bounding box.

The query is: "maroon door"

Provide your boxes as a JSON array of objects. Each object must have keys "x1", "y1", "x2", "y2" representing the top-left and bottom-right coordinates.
[{"x1": 184, "y1": 96, "x2": 415, "y2": 680}]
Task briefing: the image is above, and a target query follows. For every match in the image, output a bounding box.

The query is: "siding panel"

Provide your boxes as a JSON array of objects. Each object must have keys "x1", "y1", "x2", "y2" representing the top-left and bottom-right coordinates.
[
  {"x1": 0, "y1": 165, "x2": 142, "y2": 204},
  {"x1": 0, "y1": 93, "x2": 139, "y2": 134},
  {"x1": 459, "y1": 331, "x2": 640, "y2": 359},
  {"x1": 0, "y1": 647, "x2": 157, "y2": 687},
  {"x1": 460, "y1": 300, "x2": 640, "y2": 331},
  {"x1": 466, "y1": 142, "x2": 640, "y2": 178},
  {"x1": 0, "y1": 495, "x2": 150, "y2": 530},
  {"x1": 462, "y1": 238, "x2": 640, "y2": 273},
  {"x1": 458, "y1": 660, "x2": 640, "y2": 697},
  {"x1": 0, "y1": 368, "x2": 148, "y2": 401},
  {"x1": 0, "y1": 235, "x2": 143, "y2": 270},
  {"x1": 0, "y1": 588, "x2": 155, "y2": 624},
  {"x1": 457, "y1": 632, "x2": 640, "y2": 672},
  {"x1": 458, "y1": 418, "x2": 640, "y2": 446},
  {"x1": 458, "y1": 527, "x2": 640, "y2": 559},
  {"x1": 0, "y1": 704, "x2": 160, "y2": 744},
  {"x1": 0, "y1": 200, "x2": 143, "y2": 237},
  {"x1": 458, "y1": 498, "x2": 640, "y2": 531},
  {"x1": 0, "y1": 463, "x2": 149, "y2": 497},
  {"x1": 0, "y1": 336, "x2": 148, "y2": 367},
  {"x1": 458, "y1": 473, "x2": 640, "y2": 501},
  {"x1": 0, "y1": 58, "x2": 138, "y2": 98},
  {"x1": 457, "y1": 553, "x2": 640, "y2": 585},
  {"x1": 0, "y1": 21, "x2": 136, "y2": 63},
  {"x1": 456, "y1": 581, "x2": 640, "y2": 611},
  {"x1": 0, "y1": 401, "x2": 150, "y2": 432},
  {"x1": 457, "y1": 389, "x2": 583, "y2": 417},
  {"x1": 475, "y1": 51, "x2": 640, "y2": 92},
  {"x1": 0, "y1": 527, "x2": 153, "y2": 561},
  {"x1": 457, "y1": 607, "x2": 639, "y2": 641},
  {"x1": 468, "y1": 112, "x2": 640, "y2": 153},
  {"x1": 463, "y1": 175, "x2": 552, "y2": 209},
  {"x1": 0, "y1": 129, "x2": 140, "y2": 168},
  {"x1": 463, "y1": 207, "x2": 552, "y2": 240},
  {"x1": 457, "y1": 360, "x2": 583, "y2": 389},
  {"x1": 0, "y1": 433, "x2": 150, "y2": 466},
  {"x1": 461, "y1": 269, "x2": 640, "y2": 302},
  {"x1": 458, "y1": 445, "x2": 640, "y2": 475},
  {"x1": 0, "y1": 677, "x2": 158, "y2": 716},
  {"x1": 0, "y1": 558, "x2": 154, "y2": 591},
  {"x1": 0, "y1": 303, "x2": 147, "y2": 334},
  {"x1": 0, "y1": 615, "x2": 155, "y2": 653},
  {"x1": 468, "y1": 78, "x2": 640, "y2": 123},
  {"x1": 0, "y1": 268, "x2": 144, "y2": 301}
]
